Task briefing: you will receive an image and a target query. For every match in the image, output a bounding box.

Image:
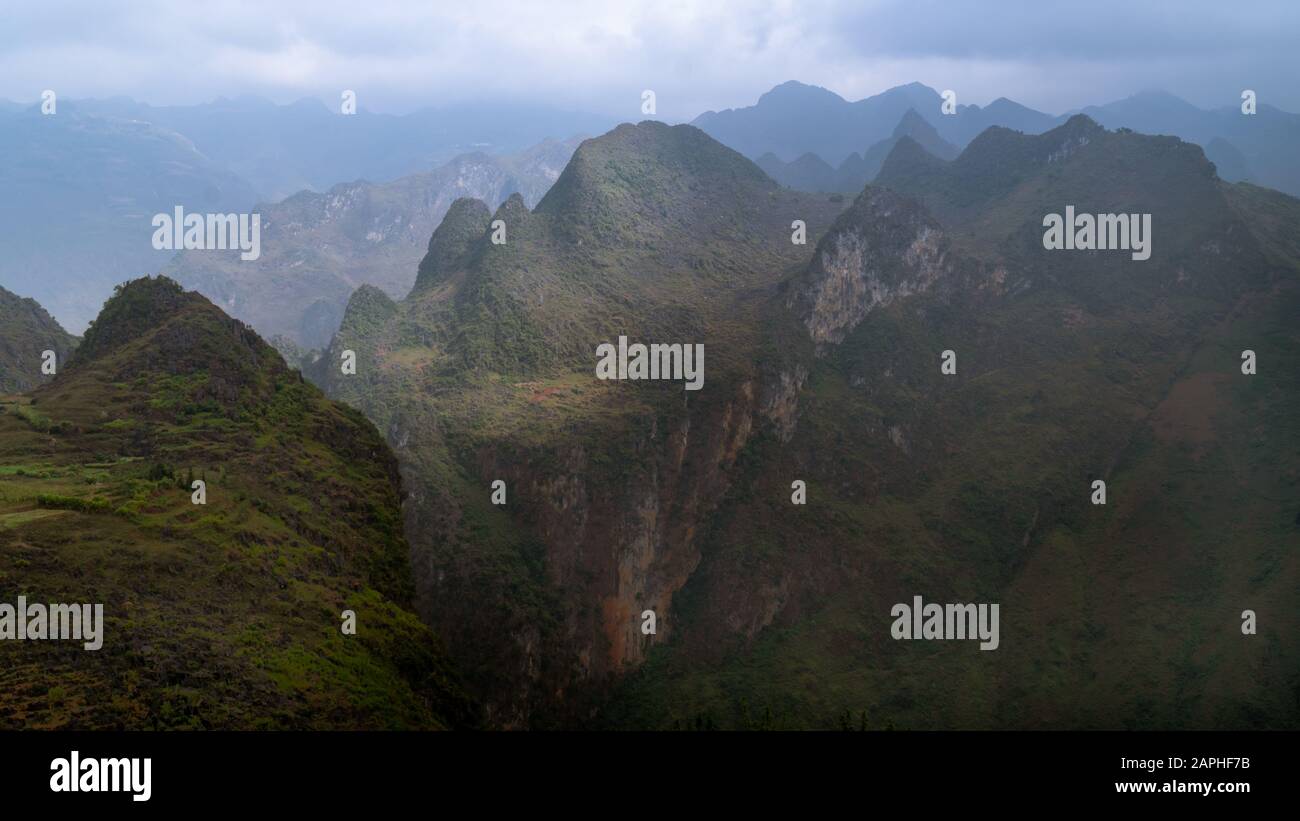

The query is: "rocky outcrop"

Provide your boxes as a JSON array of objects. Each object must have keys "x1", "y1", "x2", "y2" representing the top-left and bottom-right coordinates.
[{"x1": 790, "y1": 187, "x2": 954, "y2": 348}]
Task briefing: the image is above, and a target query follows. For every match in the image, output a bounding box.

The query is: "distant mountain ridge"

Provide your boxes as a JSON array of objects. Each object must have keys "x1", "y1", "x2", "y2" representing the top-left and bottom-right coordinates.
[
  {"x1": 694, "y1": 81, "x2": 1300, "y2": 198},
  {"x1": 0, "y1": 95, "x2": 607, "y2": 334},
  {"x1": 694, "y1": 81, "x2": 1054, "y2": 165},
  {"x1": 757, "y1": 108, "x2": 959, "y2": 192}
]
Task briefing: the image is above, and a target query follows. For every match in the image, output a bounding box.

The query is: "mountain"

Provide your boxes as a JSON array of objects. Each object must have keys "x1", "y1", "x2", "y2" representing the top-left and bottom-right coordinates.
[
  {"x1": 1071, "y1": 90, "x2": 1300, "y2": 196},
  {"x1": 857, "y1": 109, "x2": 960, "y2": 183},
  {"x1": 0, "y1": 276, "x2": 476, "y2": 729},
  {"x1": 944, "y1": 96, "x2": 1060, "y2": 145},
  {"x1": 0, "y1": 287, "x2": 78, "y2": 394},
  {"x1": 1204, "y1": 137, "x2": 1254, "y2": 183},
  {"x1": 601, "y1": 115, "x2": 1300, "y2": 729},
  {"x1": 693, "y1": 81, "x2": 1054, "y2": 166},
  {"x1": 410, "y1": 198, "x2": 494, "y2": 295},
  {"x1": 757, "y1": 109, "x2": 960, "y2": 193},
  {"x1": 755, "y1": 151, "x2": 842, "y2": 193},
  {"x1": 317, "y1": 116, "x2": 1299, "y2": 730},
  {"x1": 164, "y1": 138, "x2": 583, "y2": 347},
  {"x1": 0, "y1": 105, "x2": 259, "y2": 333},
  {"x1": 309, "y1": 121, "x2": 848, "y2": 726},
  {"x1": 696, "y1": 81, "x2": 885, "y2": 166},
  {"x1": 696, "y1": 82, "x2": 1300, "y2": 199}
]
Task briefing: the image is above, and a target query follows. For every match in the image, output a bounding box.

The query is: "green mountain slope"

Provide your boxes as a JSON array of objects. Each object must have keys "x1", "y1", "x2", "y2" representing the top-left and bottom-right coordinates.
[
  {"x1": 310, "y1": 121, "x2": 847, "y2": 726},
  {"x1": 0, "y1": 287, "x2": 78, "y2": 395},
  {"x1": 0, "y1": 276, "x2": 475, "y2": 729},
  {"x1": 603, "y1": 118, "x2": 1300, "y2": 730},
  {"x1": 311, "y1": 116, "x2": 1299, "y2": 730}
]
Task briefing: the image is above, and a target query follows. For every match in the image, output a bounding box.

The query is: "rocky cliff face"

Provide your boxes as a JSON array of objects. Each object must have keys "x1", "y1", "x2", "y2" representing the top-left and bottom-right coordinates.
[
  {"x1": 366, "y1": 364, "x2": 800, "y2": 727},
  {"x1": 314, "y1": 116, "x2": 1300, "y2": 731},
  {"x1": 791, "y1": 187, "x2": 955, "y2": 348},
  {"x1": 313, "y1": 122, "x2": 848, "y2": 726},
  {"x1": 596, "y1": 118, "x2": 1300, "y2": 731}
]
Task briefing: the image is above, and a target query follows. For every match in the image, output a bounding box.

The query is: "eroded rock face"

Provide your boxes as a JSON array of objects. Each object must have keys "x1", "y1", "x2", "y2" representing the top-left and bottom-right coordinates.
[
  {"x1": 759, "y1": 365, "x2": 808, "y2": 443},
  {"x1": 505, "y1": 380, "x2": 759, "y2": 673},
  {"x1": 385, "y1": 188, "x2": 969, "y2": 726},
  {"x1": 792, "y1": 188, "x2": 953, "y2": 348}
]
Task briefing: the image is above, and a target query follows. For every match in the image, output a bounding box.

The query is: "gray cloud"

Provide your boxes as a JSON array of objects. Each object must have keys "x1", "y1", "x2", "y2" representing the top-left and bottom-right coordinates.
[{"x1": 0, "y1": 0, "x2": 1296, "y2": 118}]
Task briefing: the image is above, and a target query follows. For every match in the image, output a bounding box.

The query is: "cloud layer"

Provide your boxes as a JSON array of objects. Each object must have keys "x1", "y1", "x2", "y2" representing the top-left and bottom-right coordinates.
[{"x1": 2, "y1": 0, "x2": 1297, "y2": 117}]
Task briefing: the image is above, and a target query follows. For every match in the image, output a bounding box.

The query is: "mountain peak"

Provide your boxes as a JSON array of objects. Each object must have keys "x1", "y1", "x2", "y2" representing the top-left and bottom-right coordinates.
[
  {"x1": 535, "y1": 121, "x2": 774, "y2": 236},
  {"x1": 412, "y1": 197, "x2": 492, "y2": 294},
  {"x1": 875, "y1": 134, "x2": 952, "y2": 185},
  {"x1": 755, "y1": 80, "x2": 847, "y2": 108},
  {"x1": 339, "y1": 284, "x2": 399, "y2": 337},
  {"x1": 69, "y1": 276, "x2": 288, "y2": 411},
  {"x1": 892, "y1": 108, "x2": 946, "y2": 144},
  {"x1": 1057, "y1": 113, "x2": 1105, "y2": 137},
  {"x1": 75, "y1": 276, "x2": 192, "y2": 363}
]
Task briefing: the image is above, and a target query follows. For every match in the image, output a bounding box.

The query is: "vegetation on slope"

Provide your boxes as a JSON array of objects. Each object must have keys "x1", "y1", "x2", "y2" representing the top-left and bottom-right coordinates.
[
  {"x1": 0, "y1": 277, "x2": 476, "y2": 729},
  {"x1": 0, "y1": 286, "x2": 78, "y2": 395}
]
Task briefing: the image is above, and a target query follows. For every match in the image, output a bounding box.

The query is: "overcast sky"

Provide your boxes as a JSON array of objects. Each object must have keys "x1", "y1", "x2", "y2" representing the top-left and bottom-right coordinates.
[{"x1": 3, "y1": 0, "x2": 1297, "y2": 119}]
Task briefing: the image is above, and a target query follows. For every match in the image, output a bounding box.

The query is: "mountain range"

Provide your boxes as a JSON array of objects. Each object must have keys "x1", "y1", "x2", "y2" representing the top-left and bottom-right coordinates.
[
  {"x1": 756, "y1": 108, "x2": 960, "y2": 193},
  {"x1": 0, "y1": 96, "x2": 605, "y2": 333},
  {"x1": 4, "y1": 81, "x2": 1298, "y2": 338},
  {"x1": 694, "y1": 81, "x2": 1300, "y2": 198},
  {"x1": 298, "y1": 116, "x2": 1300, "y2": 728},
  {"x1": 2, "y1": 83, "x2": 1299, "y2": 731}
]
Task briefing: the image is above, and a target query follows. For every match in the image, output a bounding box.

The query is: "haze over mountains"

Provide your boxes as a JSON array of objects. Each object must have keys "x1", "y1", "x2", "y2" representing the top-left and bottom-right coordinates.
[
  {"x1": 163, "y1": 138, "x2": 583, "y2": 347},
  {"x1": 0, "y1": 104, "x2": 257, "y2": 333},
  {"x1": 2, "y1": 80, "x2": 1297, "y2": 343},
  {"x1": 0, "y1": 96, "x2": 606, "y2": 333},
  {"x1": 693, "y1": 81, "x2": 1300, "y2": 197},
  {"x1": 68, "y1": 96, "x2": 613, "y2": 202},
  {"x1": 756, "y1": 108, "x2": 960, "y2": 194}
]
